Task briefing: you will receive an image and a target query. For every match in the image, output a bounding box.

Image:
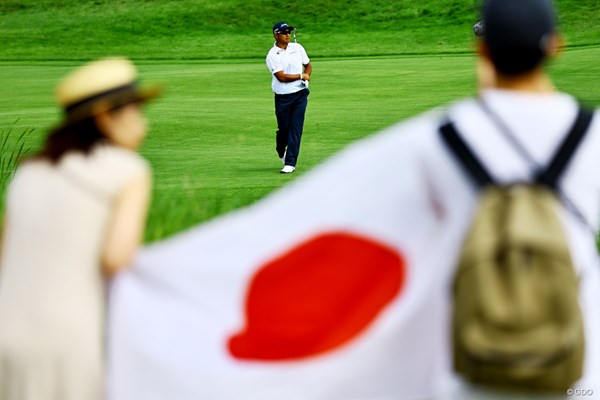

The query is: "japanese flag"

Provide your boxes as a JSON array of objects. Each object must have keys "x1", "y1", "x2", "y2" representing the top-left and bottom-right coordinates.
[{"x1": 107, "y1": 117, "x2": 462, "y2": 400}]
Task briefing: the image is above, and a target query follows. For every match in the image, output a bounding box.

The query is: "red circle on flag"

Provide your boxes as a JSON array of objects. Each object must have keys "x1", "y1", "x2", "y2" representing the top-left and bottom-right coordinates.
[{"x1": 228, "y1": 231, "x2": 406, "y2": 361}]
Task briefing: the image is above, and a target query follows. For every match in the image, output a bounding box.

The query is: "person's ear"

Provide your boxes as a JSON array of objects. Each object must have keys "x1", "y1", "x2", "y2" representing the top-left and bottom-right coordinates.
[
  {"x1": 475, "y1": 42, "x2": 496, "y2": 89},
  {"x1": 476, "y1": 40, "x2": 493, "y2": 63},
  {"x1": 546, "y1": 32, "x2": 564, "y2": 58}
]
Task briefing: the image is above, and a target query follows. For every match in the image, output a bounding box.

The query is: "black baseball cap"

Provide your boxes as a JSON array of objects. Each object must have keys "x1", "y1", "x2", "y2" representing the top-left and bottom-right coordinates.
[
  {"x1": 482, "y1": 0, "x2": 557, "y2": 76},
  {"x1": 273, "y1": 22, "x2": 294, "y2": 34}
]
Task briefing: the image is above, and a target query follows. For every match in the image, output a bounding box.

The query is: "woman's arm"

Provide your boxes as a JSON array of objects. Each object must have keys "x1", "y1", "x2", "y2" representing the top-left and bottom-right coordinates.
[{"x1": 102, "y1": 171, "x2": 151, "y2": 278}]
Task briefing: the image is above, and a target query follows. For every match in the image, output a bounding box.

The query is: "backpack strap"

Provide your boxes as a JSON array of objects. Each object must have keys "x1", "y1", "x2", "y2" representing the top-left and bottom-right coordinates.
[
  {"x1": 439, "y1": 107, "x2": 595, "y2": 190},
  {"x1": 439, "y1": 120, "x2": 495, "y2": 188},
  {"x1": 536, "y1": 107, "x2": 594, "y2": 189},
  {"x1": 440, "y1": 106, "x2": 597, "y2": 234}
]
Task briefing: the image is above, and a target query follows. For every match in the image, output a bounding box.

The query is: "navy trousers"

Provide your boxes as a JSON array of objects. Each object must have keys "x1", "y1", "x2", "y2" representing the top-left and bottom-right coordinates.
[{"x1": 275, "y1": 89, "x2": 309, "y2": 167}]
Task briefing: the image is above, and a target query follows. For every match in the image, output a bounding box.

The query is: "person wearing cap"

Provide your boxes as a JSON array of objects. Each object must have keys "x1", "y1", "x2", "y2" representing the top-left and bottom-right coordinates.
[
  {"x1": 0, "y1": 57, "x2": 160, "y2": 399},
  {"x1": 266, "y1": 21, "x2": 312, "y2": 174},
  {"x1": 359, "y1": 0, "x2": 600, "y2": 396}
]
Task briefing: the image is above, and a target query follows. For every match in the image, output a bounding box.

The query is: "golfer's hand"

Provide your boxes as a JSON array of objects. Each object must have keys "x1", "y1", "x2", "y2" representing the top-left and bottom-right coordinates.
[{"x1": 301, "y1": 73, "x2": 311, "y2": 82}]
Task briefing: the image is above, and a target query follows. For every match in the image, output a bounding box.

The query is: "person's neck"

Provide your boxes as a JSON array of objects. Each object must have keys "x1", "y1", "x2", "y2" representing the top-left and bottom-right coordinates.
[
  {"x1": 494, "y1": 69, "x2": 556, "y2": 93},
  {"x1": 276, "y1": 42, "x2": 288, "y2": 50}
]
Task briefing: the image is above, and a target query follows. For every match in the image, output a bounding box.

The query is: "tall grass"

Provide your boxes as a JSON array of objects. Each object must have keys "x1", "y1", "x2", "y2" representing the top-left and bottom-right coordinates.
[{"x1": 0, "y1": 122, "x2": 34, "y2": 210}]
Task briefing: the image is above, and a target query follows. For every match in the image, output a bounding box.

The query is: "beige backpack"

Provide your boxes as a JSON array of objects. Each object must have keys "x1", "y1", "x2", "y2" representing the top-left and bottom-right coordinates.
[{"x1": 439, "y1": 104, "x2": 593, "y2": 392}]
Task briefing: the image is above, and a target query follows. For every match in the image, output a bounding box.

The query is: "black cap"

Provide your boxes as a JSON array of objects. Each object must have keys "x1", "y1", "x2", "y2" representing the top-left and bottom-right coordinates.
[
  {"x1": 273, "y1": 22, "x2": 295, "y2": 34},
  {"x1": 482, "y1": 0, "x2": 557, "y2": 76}
]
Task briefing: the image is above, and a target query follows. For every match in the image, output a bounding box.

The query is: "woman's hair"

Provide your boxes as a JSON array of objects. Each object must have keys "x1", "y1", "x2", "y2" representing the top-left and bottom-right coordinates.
[{"x1": 36, "y1": 117, "x2": 107, "y2": 163}]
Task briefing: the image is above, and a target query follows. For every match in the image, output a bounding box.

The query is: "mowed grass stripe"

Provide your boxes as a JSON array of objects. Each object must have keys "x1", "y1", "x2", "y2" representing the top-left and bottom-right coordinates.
[{"x1": 2, "y1": 48, "x2": 600, "y2": 240}]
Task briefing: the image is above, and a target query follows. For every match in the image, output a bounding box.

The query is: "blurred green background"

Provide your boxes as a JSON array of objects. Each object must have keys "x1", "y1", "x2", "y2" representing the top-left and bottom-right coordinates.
[{"x1": 1, "y1": 0, "x2": 599, "y2": 241}]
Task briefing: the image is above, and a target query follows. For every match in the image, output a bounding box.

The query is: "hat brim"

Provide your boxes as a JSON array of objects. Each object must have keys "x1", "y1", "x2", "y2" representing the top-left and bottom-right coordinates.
[
  {"x1": 60, "y1": 83, "x2": 163, "y2": 126},
  {"x1": 274, "y1": 26, "x2": 295, "y2": 34}
]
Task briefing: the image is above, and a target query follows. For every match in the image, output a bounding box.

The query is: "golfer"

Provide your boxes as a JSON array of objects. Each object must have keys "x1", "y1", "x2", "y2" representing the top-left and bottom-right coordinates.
[
  {"x1": 266, "y1": 21, "x2": 312, "y2": 174},
  {"x1": 0, "y1": 57, "x2": 160, "y2": 400}
]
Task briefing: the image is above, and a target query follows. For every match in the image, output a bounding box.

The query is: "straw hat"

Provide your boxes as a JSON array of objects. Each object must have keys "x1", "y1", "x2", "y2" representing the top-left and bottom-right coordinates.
[{"x1": 56, "y1": 57, "x2": 162, "y2": 124}]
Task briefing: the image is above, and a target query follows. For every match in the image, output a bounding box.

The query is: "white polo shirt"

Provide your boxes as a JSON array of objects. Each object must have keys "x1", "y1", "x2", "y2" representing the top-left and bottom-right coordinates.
[{"x1": 266, "y1": 42, "x2": 310, "y2": 95}]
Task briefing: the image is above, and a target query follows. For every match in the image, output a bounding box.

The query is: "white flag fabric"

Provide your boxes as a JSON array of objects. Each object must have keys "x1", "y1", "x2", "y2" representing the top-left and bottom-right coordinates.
[{"x1": 108, "y1": 93, "x2": 600, "y2": 400}]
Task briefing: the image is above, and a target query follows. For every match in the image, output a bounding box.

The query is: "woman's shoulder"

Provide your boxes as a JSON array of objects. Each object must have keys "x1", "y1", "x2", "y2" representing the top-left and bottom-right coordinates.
[{"x1": 8, "y1": 158, "x2": 51, "y2": 188}]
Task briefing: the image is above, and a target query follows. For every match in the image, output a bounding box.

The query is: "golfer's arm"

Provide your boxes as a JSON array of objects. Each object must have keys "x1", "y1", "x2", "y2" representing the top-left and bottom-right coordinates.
[
  {"x1": 303, "y1": 62, "x2": 312, "y2": 79},
  {"x1": 273, "y1": 71, "x2": 309, "y2": 82}
]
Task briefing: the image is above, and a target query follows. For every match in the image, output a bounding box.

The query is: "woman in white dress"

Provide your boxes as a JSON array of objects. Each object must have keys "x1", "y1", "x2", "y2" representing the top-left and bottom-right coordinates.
[{"x1": 0, "y1": 58, "x2": 161, "y2": 400}]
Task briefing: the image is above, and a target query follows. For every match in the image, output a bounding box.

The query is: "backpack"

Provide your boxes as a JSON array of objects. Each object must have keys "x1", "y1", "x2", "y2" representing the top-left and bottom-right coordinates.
[{"x1": 439, "y1": 104, "x2": 594, "y2": 392}]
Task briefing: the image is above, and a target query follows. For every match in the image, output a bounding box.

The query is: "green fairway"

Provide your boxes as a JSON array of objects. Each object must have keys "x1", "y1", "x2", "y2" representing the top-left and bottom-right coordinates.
[
  {"x1": 0, "y1": 55, "x2": 474, "y2": 239},
  {"x1": 1, "y1": 0, "x2": 600, "y2": 241}
]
